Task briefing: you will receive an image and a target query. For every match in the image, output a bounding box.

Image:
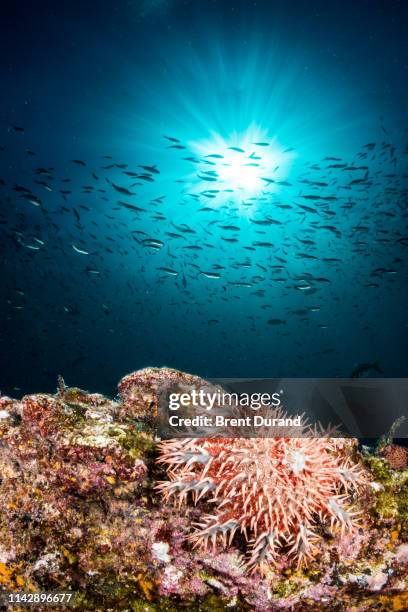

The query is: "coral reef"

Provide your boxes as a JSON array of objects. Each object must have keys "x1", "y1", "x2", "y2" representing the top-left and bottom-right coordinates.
[
  {"x1": 0, "y1": 367, "x2": 407, "y2": 611},
  {"x1": 381, "y1": 444, "x2": 408, "y2": 470},
  {"x1": 363, "y1": 451, "x2": 408, "y2": 541},
  {"x1": 117, "y1": 368, "x2": 207, "y2": 422}
]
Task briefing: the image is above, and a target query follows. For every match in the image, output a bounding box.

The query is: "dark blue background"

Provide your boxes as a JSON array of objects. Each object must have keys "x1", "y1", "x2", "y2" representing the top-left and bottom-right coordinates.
[{"x1": 1, "y1": 0, "x2": 407, "y2": 397}]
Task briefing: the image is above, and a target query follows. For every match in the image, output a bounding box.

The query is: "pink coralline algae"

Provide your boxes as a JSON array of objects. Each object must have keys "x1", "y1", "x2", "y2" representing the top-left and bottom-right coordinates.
[{"x1": 157, "y1": 420, "x2": 369, "y2": 574}]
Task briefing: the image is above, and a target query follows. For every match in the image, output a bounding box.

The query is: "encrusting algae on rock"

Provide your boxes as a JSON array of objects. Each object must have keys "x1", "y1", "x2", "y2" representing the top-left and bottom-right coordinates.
[{"x1": 0, "y1": 367, "x2": 407, "y2": 611}]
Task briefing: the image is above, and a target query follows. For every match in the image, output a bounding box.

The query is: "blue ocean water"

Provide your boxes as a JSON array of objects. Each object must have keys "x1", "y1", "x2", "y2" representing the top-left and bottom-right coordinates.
[{"x1": 0, "y1": 0, "x2": 407, "y2": 396}]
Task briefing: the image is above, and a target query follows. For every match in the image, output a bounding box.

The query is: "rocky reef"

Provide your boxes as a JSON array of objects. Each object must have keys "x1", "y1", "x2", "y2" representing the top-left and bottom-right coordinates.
[{"x1": 0, "y1": 367, "x2": 407, "y2": 611}]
